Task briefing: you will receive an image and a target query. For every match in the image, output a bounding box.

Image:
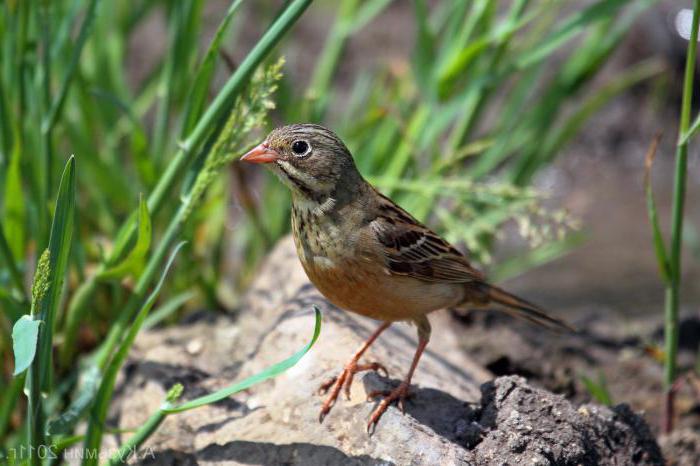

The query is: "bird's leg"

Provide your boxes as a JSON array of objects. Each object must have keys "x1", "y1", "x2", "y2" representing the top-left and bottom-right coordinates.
[
  {"x1": 366, "y1": 316, "x2": 430, "y2": 433},
  {"x1": 318, "y1": 321, "x2": 391, "y2": 423}
]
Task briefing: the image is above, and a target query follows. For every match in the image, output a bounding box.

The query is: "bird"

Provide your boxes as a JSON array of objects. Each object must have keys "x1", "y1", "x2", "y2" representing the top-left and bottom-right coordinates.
[{"x1": 240, "y1": 123, "x2": 573, "y2": 432}]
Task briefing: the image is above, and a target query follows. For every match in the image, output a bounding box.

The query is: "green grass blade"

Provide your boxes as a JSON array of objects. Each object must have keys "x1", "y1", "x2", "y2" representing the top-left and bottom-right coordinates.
[
  {"x1": 82, "y1": 242, "x2": 186, "y2": 466},
  {"x1": 516, "y1": 0, "x2": 629, "y2": 69},
  {"x1": 23, "y1": 157, "x2": 75, "y2": 465},
  {"x1": 152, "y1": 0, "x2": 203, "y2": 159},
  {"x1": 105, "y1": 385, "x2": 183, "y2": 466},
  {"x1": 50, "y1": 434, "x2": 85, "y2": 455},
  {"x1": 347, "y1": 0, "x2": 392, "y2": 34},
  {"x1": 36, "y1": 155, "x2": 76, "y2": 391},
  {"x1": 443, "y1": 0, "x2": 530, "y2": 147},
  {"x1": 437, "y1": 8, "x2": 534, "y2": 92},
  {"x1": 182, "y1": 0, "x2": 312, "y2": 152},
  {"x1": 383, "y1": 106, "x2": 430, "y2": 191},
  {"x1": 411, "y1": 0, "x2": 436, "y2": 99},
  {"x1": 512, "y1": 58, "x2": 663, "y2": 183},
  {"x1": 46, "y1": 365, "x2": 99, "y2": 435},
  {"x1": 0, "y1": 70, "x2": 12, "y2": 155},
  {"x1": 97, "y1": 195, "x2": 152, "y2": 280},
  {"x1": 490, "y1": 233, "x2": 585, "y2": 282},
  {"x1": 581, "y1": 371, "x2": 613, "y2": 406},
  {"x1": 646, "y1": 135, "x2": 672, "y2": 284},
  {"x1": 3, "y1": 143, "x2": 25, "y2": 262},
  {"x1": 0, "y1": 221, "x2": 26, "y2": 302},
  {"x1": 163, "y1": 306, "x2": 321, "y2": 413},
  {"x1": 435, "y1": 0, "x2": 486, "y2": 67},
  {"x1": 664, "y1": 0, "x2": 700, "y2": 433},
  {"x1": 41, "y1": 0, "x2": 100, "y2": 134},
  {"x1": 142, "y1": 290, "x2": 194, "y2": 330},
  {"x1": 0, "y1": 376, "x2": 24, "y2": 441},
  {"x1": 680, "y1": 111, "x2": 700, "y2": 145},
  {"x1": 0, "y1": 292, "x2": 25, "y2": 326},
  {"x1": 304, "y1": 0, "x2": 359, "y2": 121},
  {"x1": 180, "y1": 0, "x2": 245, "y2": 139}
]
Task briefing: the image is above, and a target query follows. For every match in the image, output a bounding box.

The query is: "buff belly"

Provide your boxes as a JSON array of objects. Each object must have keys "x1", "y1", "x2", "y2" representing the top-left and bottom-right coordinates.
[{"x1": 301, "y1": 257, "x2": 463, "y2": 322}]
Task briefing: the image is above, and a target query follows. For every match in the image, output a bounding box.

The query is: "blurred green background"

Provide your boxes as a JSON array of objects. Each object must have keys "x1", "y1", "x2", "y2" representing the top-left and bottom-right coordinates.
[{"x1": 1, "y1": 0, "x2": 699, "y2": 462}]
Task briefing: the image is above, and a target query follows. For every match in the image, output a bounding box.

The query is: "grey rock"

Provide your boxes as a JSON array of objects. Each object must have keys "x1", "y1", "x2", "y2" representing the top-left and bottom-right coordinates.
[
  {"x1": 109, "y1": 237, "x2": 663, "y2": 465},
  {"x1": 659, "y1": 428, "x2": 700, "y2": 466},
  {"x1": 473, "y1": 376, "x2": 663, "y2": 465}
]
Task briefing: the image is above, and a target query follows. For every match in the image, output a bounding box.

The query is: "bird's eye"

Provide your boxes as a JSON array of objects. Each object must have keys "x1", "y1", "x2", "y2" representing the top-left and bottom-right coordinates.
[{"x1": 291, "y1": 140, "x2": 310, "y2": 156}]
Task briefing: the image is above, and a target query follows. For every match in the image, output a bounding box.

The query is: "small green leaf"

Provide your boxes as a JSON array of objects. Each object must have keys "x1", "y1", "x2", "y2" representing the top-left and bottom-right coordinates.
[
  {"x1": 98, "y1": 195, "x2": 152, "y2": 280},
  {"x1": 12, "y1": 315, "x2": 42, "y2": 376},
  {"x1": 165, "y1": 384, "x2": 184, "y2": 404},
  {"x1": 163, "y1": 306, "x2": 322, "y2": 413}
]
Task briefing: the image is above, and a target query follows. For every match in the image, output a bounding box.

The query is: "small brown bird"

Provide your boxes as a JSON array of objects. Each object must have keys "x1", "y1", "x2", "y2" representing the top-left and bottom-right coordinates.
[{"x1": 241, "y1": 124, "x2": 572, "y2": 431}]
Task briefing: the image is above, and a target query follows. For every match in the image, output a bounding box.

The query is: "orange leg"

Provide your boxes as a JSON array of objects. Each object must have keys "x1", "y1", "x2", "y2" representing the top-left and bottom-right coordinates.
[
  {"x1": 366, "y1": 336, "x2": 428, "y2": 433},
  {"x1": 318, "y1": 322, "x2": 391, "y2": 423}
]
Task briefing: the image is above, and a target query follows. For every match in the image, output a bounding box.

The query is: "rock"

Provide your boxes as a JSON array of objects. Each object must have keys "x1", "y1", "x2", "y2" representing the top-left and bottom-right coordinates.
[
  {"x1": 109, "y1": 237, "x2": 664, "y2": 465},
  {"x1": 659, "y1": 428, "x2": 700, "y2": 466},
  {"x1": 473, "y1": 376, "x2": 663, "y2": 465}
]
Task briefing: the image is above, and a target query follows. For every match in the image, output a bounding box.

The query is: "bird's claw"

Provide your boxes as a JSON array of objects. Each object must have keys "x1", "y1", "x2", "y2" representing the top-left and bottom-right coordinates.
[
  {"x1": 318, "y1": 376, "x2": 338, "y2": 395},
  {"x1": 366, "y1": 382, "x2": 412, "y2": 434},
  {"x1": 346, "y1": 362, "x2": 388, "y2": 399},
  {"x1": 318, "y1": 405, "x2": 331, "y2": 423},
  {"x1": 317, "y1": 360, "x2": 388, "y2": 423},
  {"x1": 358, "y1": 362, "x2": 388, "y2": 377}
]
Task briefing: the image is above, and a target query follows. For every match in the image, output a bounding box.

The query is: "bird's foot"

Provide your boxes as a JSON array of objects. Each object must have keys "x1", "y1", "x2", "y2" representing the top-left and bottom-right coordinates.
[
  {"x1": 318, "y1": 360, "x2": 388, "y2": 423},
  {"x1": 366, "y1": 381, "x2": 413, "y2": 434}
]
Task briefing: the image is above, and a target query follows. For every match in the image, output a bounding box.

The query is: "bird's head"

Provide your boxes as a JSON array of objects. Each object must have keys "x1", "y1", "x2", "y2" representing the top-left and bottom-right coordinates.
[{"x1": 240, "y1": 124, "x2": 361, "y2": 203}]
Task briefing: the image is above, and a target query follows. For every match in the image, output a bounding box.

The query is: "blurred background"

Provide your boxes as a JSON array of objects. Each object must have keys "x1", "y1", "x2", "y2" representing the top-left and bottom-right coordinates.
[{"x1": 1, "y1": 0, "x2": 699, "y2": 460}]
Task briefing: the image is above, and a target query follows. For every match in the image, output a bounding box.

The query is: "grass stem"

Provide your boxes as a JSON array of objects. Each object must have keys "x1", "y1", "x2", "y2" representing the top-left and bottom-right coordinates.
[{"x1": 663, "y1": 0, "x2": 699, "y2": 434}]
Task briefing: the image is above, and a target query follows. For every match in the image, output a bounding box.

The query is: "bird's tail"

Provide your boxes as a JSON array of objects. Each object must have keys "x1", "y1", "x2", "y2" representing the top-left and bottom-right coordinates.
[{"x1": 472, "y1": 283, "x2": 575, "y2": 333}]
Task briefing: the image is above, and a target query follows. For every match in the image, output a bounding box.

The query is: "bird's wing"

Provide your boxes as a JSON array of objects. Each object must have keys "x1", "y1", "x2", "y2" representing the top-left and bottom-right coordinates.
[{"x1": 368, "y1": 194, "x2": 485, "y2": 283}]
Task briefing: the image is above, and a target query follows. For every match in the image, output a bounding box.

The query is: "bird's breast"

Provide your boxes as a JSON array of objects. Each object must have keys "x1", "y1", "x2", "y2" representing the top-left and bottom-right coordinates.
[{"x1": 290, "y1": 207, "x2": 462, "y2": 321}]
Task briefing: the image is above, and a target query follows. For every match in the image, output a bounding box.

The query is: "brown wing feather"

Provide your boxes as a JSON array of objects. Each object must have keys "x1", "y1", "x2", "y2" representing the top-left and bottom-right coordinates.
[{"x1": 368, "y1": 191, "x2": 484, "y2": 283}]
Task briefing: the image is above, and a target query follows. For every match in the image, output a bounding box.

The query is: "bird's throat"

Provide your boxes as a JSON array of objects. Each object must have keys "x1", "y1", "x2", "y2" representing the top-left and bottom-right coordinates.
[{"x1": 292, "y1": 192, "x2": 337, "y2": 217}]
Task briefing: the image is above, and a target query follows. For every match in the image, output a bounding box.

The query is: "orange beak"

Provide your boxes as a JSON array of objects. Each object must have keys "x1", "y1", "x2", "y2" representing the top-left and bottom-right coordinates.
[{"x1": 240, "y1": 143, "x2": 279, "y2": 164}]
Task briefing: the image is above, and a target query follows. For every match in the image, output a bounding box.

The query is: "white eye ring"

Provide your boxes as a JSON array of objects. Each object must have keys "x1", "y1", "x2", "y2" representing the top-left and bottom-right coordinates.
[{"x1": 291, "y1": 140, "x2": 311, "y2": 157}]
